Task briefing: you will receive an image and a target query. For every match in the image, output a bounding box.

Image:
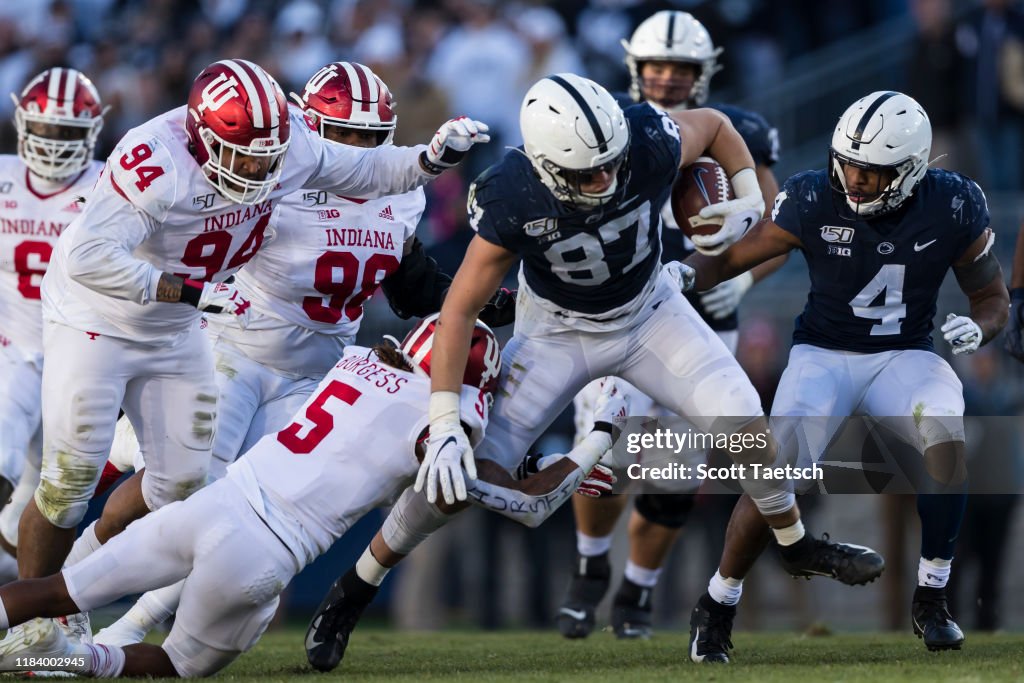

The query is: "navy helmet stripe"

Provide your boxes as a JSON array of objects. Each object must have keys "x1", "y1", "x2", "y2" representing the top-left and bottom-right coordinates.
[
  {"x1": 850, "y1": 91, "x2": 898, "y2": 150},
  {"x1": 548, "y1": 75, "x2": 609, "y2": 154},
  {"x1": 666, "y1": 12, "x2": 676, "y2": 48}
]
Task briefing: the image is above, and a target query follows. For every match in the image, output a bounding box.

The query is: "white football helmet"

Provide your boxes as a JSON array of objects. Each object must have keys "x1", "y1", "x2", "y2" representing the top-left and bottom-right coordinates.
[
  {"x1": 621, "y1": 11, "x2": 722, "y2": 110},
  {"x1": 829, "y1": 91, "x2": 931, "y2": 217},
  {"x1": 520, "y1": 74, "x2": 630, "y2": 208}
]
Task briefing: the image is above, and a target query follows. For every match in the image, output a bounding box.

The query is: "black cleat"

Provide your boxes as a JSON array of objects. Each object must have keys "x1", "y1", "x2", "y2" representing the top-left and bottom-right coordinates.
[
  {"x1": 688, "y1": 592, "x2": 735, "y2": 663},
  {"x1": 778, "y1": 533, "x2": 885, "y2": 586},
  {"x1": 611, "y1": 578, "x2": 653, "y2": 639},
  {"x1": 912, "y1": 586, "x2": 964, "y2": 651},
  {"x1": 304, "y1": 568, "x2": 379, "y2": 672},
  {"x1": 556, "y1": 552, "x2": 610, "y2": 639}
]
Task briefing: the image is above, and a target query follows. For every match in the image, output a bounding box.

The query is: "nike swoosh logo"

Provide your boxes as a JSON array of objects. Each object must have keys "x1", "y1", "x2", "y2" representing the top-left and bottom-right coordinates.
[
  {"x1": 437, "y1": 436, "x2": 457, "y2": 456},
  {"x1": 559, "y1": 607, "x2": 588, "y2": 621},
  {"x1": 741, "y1": 216, "x2": 753, "y2": 231},
  {"x1": 305, "y1": 616, "x2": 323, "y2": 650},
  {"x1": 914, "y1": 239, "x2": 937, "y2": 251},
  {"x1": 690, "y1": 627, "x2": 704, "y2": 662}
]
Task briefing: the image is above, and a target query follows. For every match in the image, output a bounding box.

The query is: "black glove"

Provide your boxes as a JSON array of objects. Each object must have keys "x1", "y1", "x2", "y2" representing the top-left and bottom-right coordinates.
[
  {"x1": 1004, "y1": 287, "x2": 1024, "y2": 362},
  {"x1": 478, "y1": 287, "x2": 516, "y2": 328}
]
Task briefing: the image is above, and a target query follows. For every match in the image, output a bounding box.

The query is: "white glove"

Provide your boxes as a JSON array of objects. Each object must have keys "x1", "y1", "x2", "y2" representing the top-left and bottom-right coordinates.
[
  {"x1": 691, "y1": 167, "x2": 764, "y2": 256},
  {"x1": 941, "y1": 313, "x2": 982, "y2": 356},
  {"x1": 663, "y1": 260, "x2": 696, "y2": 293},
  {"x1": 422, "y1": 116, "x2": 490, "y2": 173},
  {"x1": 592, "y1": 378, "x2": 629, "y2": 430},
  {"x1": 189, "y1": 280, "x2": 252, "y2": 329},
  {"x1": 699, "y1": 271, "x2": 754, "y2": 320},
  {"x1": 415, "y1": 392, "x2": 476, "y2": 504}
]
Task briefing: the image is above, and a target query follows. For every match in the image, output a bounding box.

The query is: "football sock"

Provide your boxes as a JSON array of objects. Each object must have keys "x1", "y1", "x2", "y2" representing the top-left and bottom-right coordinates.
[
  {"x1": 576, "y1": 532, "x2": 612, "y2": 557},
  {"x1": 918, "y1": 557, "x2": 952, "y2": 589},
  {"x1": 623, "y1": 560, "x2": 661, "y2": 588},
  {"x1": 707, "y1": 570, "x2": 744, "y2": 606},
  {"x1": 355, "y1": 547, "x2": 390, "y2": 587},
  {"x1": 771, "y1": 518, "x2": 805, "y2": 546},
  {"x1": 917, "y1": 492, "x2": 966, "y2": 561},
  {"x1": 84, "y1": 643, "x2": 126, "y2": 677},
  {"x1": 64, "y1": 521, "x2": 102, "y2": 568}
]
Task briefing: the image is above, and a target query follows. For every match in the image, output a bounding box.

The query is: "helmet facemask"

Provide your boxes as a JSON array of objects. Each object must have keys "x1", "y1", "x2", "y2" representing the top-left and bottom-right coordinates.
[
  {"x1": 12, "y1": 95, "x2": 104, "y2": 181},
  {"x1": 532, "y1": 147, "x2": 630, "y2": 209},
  {"x1": 196, "y1": 126, "x2": 289, "y2": 205}
]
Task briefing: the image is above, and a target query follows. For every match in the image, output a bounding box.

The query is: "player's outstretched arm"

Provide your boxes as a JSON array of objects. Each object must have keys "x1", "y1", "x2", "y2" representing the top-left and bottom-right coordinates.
[
  {"x1": 685, "y1": 217, "x2": 801, "y2": 292},
  {"x1": 416, "y1": 236, "x2": 517, "y2": 505},
  {"x1": 944, "y1": 228, "x2": 1008, "y2": 355}
]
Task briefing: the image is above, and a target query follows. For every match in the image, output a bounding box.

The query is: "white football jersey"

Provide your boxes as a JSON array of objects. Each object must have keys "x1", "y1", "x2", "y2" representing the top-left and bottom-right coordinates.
[
  {"x1": 213, "y1": 187, "x2": 425, "y2": 379},
  {"x1": 227, "y1": 345, "x2": 489, "y2": 567},
  {"x1": 42, "y1": 105, "x2": 433, "y2": 343},
  {"x1": 0, "y1": 156, "x2": 102, "y2": 358}
]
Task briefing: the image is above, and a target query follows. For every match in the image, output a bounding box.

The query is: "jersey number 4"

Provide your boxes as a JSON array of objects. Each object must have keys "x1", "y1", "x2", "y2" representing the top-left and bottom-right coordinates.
[{"x1": 849, "y1": 264, "x2": 907, "y2": 336}]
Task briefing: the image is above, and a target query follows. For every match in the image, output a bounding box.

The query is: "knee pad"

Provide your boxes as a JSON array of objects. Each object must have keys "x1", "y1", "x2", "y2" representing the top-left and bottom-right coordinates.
[
  {"x1": 381, "y1": 488, "x2": 454, "y2": 556},
  {"x1": 141, "y1": 464, "x2": 208, "y2": 511},
  {"x1": 634, "y1": 492, "x2": 696, "y2": 529}
]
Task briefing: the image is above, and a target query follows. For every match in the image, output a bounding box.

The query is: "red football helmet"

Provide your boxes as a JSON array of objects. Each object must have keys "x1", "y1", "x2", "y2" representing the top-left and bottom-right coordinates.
[
  {"x1": 185, "y1": 59, "x2": 291, "y2": 205},
  {"x1": 11, "y1": 68, "x2": 106, "y2": 181},
  {"x1": 399, "y1": 313, "x2": 502, "y2": 395},
  {"x1": 290, "y1": 61, "x2": 397, "y2": 145}
]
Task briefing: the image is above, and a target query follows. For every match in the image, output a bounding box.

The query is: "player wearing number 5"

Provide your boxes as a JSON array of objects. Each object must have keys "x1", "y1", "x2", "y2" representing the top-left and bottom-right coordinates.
[
  {"x1": 0, "y1": 69, "x2": 106, "y2": 581},
  {"x1": 15, "y1": 57, "x2": 488, "y2": 595},
  {"x1": 685, "y1": 92, "x2": 1007, "y2": 659}
]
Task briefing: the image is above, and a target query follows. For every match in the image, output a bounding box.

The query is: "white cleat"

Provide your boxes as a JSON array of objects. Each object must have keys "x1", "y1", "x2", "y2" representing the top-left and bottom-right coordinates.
[
  {"x1": 0, "y1": 618, "x2": 87, "y2": 673},
  {"x1": 57, "y1": 612, "x2": 93, "y2": 646}
]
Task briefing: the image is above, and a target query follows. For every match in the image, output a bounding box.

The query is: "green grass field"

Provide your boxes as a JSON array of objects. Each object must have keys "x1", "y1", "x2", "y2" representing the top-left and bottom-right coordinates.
[{"x1": 197, "y1": 628, "x2": 1024, "y2": 682}]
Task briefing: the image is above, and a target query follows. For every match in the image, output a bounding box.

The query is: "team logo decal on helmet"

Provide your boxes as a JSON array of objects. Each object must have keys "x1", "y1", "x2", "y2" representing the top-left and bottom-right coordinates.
[{"x1": 291, "y1": 61, "x2": 397, "y2": 146}]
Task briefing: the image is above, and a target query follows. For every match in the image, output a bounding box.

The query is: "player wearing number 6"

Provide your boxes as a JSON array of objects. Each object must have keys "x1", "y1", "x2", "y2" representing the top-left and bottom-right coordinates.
[
  {"x1": 684, "y1": 91, "x2": 1008, "y2": 660},
  {"x1": 10, "y1": 56, "x2": 488, "y2": 628},
  {"x1": 0, "y1": 69, "x2": 106, "y2": 584}
]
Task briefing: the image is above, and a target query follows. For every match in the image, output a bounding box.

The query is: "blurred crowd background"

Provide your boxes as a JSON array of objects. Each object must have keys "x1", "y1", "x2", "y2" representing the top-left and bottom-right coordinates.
[{"x1": 6, "y1": 0, "x2": 1023, "y2": 634}]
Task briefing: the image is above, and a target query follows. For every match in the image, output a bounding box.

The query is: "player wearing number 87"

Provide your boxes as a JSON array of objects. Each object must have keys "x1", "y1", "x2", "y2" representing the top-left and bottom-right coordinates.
[
  {"x1": 0, "y1": 68, "x2": 105, "y2": 580},
  {"x1": 13, "y1": 56, "x2": 486, "y2": 602},
  {"x1": 685, "y1": 91, "x2": 1008, "y2": 658}
]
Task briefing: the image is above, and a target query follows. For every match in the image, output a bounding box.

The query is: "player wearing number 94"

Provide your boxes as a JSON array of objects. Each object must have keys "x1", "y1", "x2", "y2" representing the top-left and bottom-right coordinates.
[
  {"x1": 684, "y1": 91, "x2": 1008, "y2": 660},
  {"x1": 14, "y1": 56, "x2": 488, "y2": 603}
]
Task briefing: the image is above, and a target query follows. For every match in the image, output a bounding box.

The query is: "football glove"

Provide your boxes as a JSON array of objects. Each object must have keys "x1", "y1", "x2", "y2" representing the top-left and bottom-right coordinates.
[
  {"x1": 663, "y1": 260, "x2": 696, "y2": 294},
  {"x1": 691, "y1": 167, "x2": 763, "y2": 256},
  {"x1": 421, "y1": 117, "x2": 490, "y2": 174},
  {"x1": 479, "y1": 287, "x2": 516, "y2": 328},
  {"x1": 577, "y1": 463, "x2": 614, "y2": 497},
  {"x1": 182, "y1": 279, "x2": 252, "y2": 329},
  {"x1": 1004, "y1": 288, "x2": 1024, "y2": 362},
  {"x1": 941, "y1": 313, "x2": 982, "y2": 356},
  {"x1": 699, "y1": 271, "x2": 754, "y2": 320},
  {"x1": 415, "y1": 392, "x2": 476, "y2": 504}
]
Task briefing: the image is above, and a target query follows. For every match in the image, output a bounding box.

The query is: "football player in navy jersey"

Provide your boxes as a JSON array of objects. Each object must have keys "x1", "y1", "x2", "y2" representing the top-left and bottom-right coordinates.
[
  {"x1": 560, "y1": 10, "x2": 791, "y2": 641},
  {"x1": 299, "y1": 73, "x2": 884, "y2": 672},
  {"x1": 684, "y1": 91, "x2": 1008, "y2": 661}
]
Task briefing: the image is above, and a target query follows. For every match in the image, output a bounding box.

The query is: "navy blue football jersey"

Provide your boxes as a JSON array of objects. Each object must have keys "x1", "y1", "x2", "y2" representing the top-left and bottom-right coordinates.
[
  {"x1": 611, "y1": 94, "x2": 780, "y2": 331},
  {"x1": 772, "y1": 168, "x2": 989, "y2": 352},
  {"x1": 469, "y1": 103, "x2": 681, "y2": 315}
]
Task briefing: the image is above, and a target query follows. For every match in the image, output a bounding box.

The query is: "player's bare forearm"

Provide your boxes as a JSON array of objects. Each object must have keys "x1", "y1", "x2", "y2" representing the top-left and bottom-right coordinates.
[
  {"x1": 469, "y1": 459, "x2": 583, "y2": 528},
  {"x1": 1011, "y1": 221, "x2": 1024, "y2": 289},
  {"x1": 685, "y1": 218, "x2": 798, "y2": 290},
  {"x1": 155, "y1": 272, "x2": 184, "y2": 303},
  {"x1": 675, "y1": 109, "x2": 755, "y2": 175},
  {"x1": 750, "y1": 253, "x2": 788, "y2": 284},
  {"x1": 967, "y1": 276, "x2": 1009, "y2": 344},
  {"x1": 431, "y1": 237, "x2": 515, "y2": 394}
]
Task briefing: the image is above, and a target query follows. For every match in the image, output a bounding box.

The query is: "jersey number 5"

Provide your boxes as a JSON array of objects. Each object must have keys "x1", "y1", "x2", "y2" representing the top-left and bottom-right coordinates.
[
  {"x1": 277, "y1": 380, "x2": 362, "y2": 454},
  {"x1": 849, "y1": 264, "x2": 907, "y2": 336}
]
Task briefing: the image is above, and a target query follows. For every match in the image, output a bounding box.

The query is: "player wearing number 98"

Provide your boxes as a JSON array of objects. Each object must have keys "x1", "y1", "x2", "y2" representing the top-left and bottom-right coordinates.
[
  {"x1": 16, "y1": 57, "x2": 487, "y2": 596},
  {"x1": 685, "y1": 91, "x2": 1008, "y2": 660},
  {"x1": 0, "y1": 69, "x2": 105, "y2": 583}
]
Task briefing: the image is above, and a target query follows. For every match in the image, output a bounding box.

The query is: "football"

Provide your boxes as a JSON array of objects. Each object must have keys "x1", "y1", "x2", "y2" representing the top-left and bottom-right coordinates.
[{"x1": 671, "y1": 156, "x2": 734, "y2": 238}]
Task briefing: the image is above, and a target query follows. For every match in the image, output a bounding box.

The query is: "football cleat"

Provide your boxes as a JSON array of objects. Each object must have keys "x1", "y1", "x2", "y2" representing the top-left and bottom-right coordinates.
[
  {"x1": 611, "y1": 578, "x2": 653, "y2": 639},
  {"x1": 912, "y1": 586, "x2": 964, "y2": 651},
  {"x1": 304, "y1": 568, "x2": 379, "y2": 672},
  {"x1": 777, "y1": 533, "x2": 885, "y2": 586},
  {"x1": 688, "y1": 592, "x2": 735, "y2": 663},
  {"x1": 0, "y1": 618, "x2": 86, "y2": 673},
  {"x1": 555, "y1": 552, "x2": 610, "y2": 639},
  {"x1": 56, "y1": 613, "x2": 92, "y2": 646}
]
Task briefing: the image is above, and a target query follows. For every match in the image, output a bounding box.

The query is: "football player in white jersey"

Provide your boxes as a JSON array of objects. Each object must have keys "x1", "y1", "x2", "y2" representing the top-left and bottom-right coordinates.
[
  {"x1": 91, "y1": 61, "x2": 515, "y2": 647},
  {"x1": 0, "y1": 68, "x2": 106, "y2": 583},
  {"x1": 9, "y1": 56, "x2": 488, "y2": 630},
  {"x1": 0, "y1": 317, "x2": 622, "y2": 678}
]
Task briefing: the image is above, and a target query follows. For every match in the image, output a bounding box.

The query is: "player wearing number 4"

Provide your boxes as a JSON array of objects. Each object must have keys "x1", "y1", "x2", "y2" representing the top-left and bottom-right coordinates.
[
  {"x1": 5, "y1": 57, "x2": 488, "y2": 649},
  {"x1": 0, "y1": 69, "x2": 106, "y2": 585},
  {"x1": 90, "y1": 61, "x2": 514, "y2": 648},
  {"x1": 684, "y1": 91, "x2": 1008, "y2": 661},
  {"x1": 302, "y1": 73, "x2": 884, "y2": 672},
  {"x1": 0, "y1": 317, "x2": 624, "y2": 677}
]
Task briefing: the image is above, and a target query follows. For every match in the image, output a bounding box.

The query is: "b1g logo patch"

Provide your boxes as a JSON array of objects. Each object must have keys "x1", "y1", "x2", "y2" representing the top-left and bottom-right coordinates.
[
  {"x1": 827, "y1": 245, "x2": 851, "y2": 257},
  {"x1": 821, "y1": 226, "x2": 854, "y2": 244}
]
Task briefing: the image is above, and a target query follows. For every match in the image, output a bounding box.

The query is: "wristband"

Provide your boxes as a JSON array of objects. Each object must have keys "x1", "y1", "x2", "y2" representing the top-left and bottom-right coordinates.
[{"x1": 180, "y1": 279, "x2": 204, "y2": 307}]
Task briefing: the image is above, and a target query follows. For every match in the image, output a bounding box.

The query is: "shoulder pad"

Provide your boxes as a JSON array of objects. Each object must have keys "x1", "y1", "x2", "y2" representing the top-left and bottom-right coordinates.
[{"x1": 106, "y1": 127, "x2": 179, "y2": 222}]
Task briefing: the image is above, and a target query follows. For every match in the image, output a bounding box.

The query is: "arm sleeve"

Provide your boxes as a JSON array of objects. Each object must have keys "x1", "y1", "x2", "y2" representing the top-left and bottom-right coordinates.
[
  {"x1": 64, "y1": 173, "x2": 163, "y2": 304},
  {"x1": 294, "y1": 110, "x2": 436, "y2": 198},
  {"x1": 465, "y1": 431, "x2": 612, "y2": 528},
  {"x1": 379, "y1": 236, "x2": 453, "y2": 319}
]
